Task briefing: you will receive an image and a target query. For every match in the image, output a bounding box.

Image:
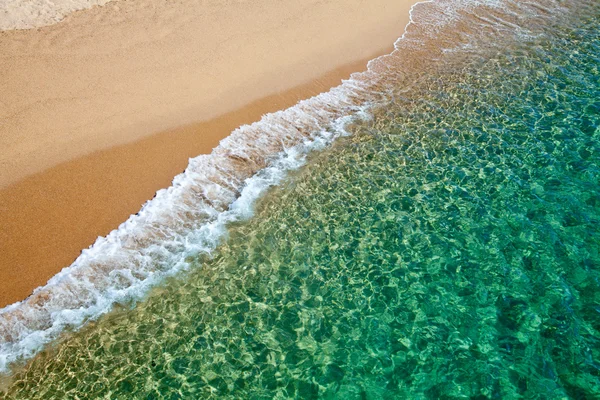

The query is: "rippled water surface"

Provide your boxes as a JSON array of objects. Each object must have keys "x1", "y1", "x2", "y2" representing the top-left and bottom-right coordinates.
[{"x1": 2, "y1": 0, "x2": 600, "y2": 398}]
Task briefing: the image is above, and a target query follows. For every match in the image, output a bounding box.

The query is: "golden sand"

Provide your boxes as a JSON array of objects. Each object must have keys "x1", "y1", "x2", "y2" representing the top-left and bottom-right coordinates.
[{"x1": 0, "y1": 0, "x2": 416, "y2": 307}]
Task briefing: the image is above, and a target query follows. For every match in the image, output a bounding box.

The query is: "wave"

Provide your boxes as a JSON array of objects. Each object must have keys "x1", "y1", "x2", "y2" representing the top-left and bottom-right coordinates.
[
  {"x1": 0, "y1": 0, "x2": 116, "y2": 31},
  {"x1": 0, "y1": 47, "x2": 377, "y2": 375},
  {"x1": 0, "y1": 0, "x2": 571, "y2": 376}
]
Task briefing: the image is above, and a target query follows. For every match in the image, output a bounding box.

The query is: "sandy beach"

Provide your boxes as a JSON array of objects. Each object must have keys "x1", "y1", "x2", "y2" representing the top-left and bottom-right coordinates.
[{"x1": 0, "y1": 0, "x2": 416, "y2": 307}]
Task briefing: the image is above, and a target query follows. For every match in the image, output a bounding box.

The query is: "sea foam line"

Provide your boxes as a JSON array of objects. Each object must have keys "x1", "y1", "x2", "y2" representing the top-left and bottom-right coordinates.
[
  {"x1": 0, "y1": 64, "x2": 381, "y2": 374},
  {"x1": 0, "y1": 0, "x2": 116, "y2": 31},
  {"x1": 0, "y1": 0, "x2": 564, "y2": 375}
]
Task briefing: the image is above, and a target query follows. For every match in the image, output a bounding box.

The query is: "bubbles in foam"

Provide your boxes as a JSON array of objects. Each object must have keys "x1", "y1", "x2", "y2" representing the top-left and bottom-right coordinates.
[
  {"x1": 0, "y1": 64, "x2": 373, "y2": 375},
  {"x1": 0, "y1": 0, "x2": 116, "y2": 31}
]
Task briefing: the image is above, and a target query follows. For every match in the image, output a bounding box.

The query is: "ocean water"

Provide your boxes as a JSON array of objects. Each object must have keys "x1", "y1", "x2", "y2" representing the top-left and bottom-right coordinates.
[{"x1": 1, "y1": 0, "x2": 600, "y2": 398}]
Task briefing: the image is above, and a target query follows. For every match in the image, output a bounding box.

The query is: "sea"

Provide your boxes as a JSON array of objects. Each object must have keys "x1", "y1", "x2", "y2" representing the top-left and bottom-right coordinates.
[{"x1": 1, "y1": 0, "x2": 599, "y2": 398}]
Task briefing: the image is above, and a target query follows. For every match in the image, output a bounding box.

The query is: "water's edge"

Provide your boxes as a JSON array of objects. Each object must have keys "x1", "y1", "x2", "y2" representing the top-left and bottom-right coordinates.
[
  {"x1": 0, "y1": 0, "x2": 119, "y2": 31},
  {"x1": 0, "y1": 0, "x2": 436, "y2": 375}
]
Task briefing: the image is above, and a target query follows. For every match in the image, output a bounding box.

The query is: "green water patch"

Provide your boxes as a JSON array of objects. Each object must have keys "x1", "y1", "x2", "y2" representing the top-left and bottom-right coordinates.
[{"x1": 3, "y1": 3, "x2": 600, "y2": 399}]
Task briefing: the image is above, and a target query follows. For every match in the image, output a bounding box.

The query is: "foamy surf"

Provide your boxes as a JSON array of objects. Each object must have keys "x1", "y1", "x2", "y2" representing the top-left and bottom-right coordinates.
[
  {"x1": 0, "y1": 0, "x2": 116, "y2": 31},
  {"x1": 0, "y1": 0, "x2": 569, "y2": 376},
  {"x1": 0, "y1": 88, "x2": 369, "y2": 374}
]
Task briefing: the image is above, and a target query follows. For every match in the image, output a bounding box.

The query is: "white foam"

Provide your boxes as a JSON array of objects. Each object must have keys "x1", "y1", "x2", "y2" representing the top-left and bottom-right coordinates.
[
  {"x1": 0, "y1": 0, "x2": 116, "y2": 31},
  {"x1": 0, "y1": 69, "x2": 375, "y2": 374}
]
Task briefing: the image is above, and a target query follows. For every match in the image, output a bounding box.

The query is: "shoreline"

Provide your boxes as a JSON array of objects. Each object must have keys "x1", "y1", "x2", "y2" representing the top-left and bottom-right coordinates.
[
  {"x1": 0, "y1": 0, "x2": 416, "y2": 308},
  {"x1": 0, "y1": 55, "x2": 389, "y2": 308}
]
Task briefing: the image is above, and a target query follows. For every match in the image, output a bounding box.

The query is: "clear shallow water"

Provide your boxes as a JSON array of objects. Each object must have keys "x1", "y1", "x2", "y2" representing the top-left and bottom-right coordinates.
[{"x1": 2, "y1": 0, "x2": 600, "y2": 398}]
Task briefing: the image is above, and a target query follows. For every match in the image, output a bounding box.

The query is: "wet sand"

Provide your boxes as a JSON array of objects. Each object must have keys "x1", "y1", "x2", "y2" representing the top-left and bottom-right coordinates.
[{"x1": 0, "y1": 0, "x2": 416, "y2": 307}]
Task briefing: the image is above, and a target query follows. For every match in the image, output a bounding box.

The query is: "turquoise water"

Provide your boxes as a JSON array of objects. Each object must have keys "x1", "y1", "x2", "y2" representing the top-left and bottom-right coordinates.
[{"x1": 2, "y1": 0, "x2": 600, "y2": 398}]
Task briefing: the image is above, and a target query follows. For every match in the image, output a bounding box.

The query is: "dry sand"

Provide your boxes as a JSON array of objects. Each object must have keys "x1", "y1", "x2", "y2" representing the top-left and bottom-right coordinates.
[{"x1": 0, "y1": 0, "x2": 416, "y2": 307}]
